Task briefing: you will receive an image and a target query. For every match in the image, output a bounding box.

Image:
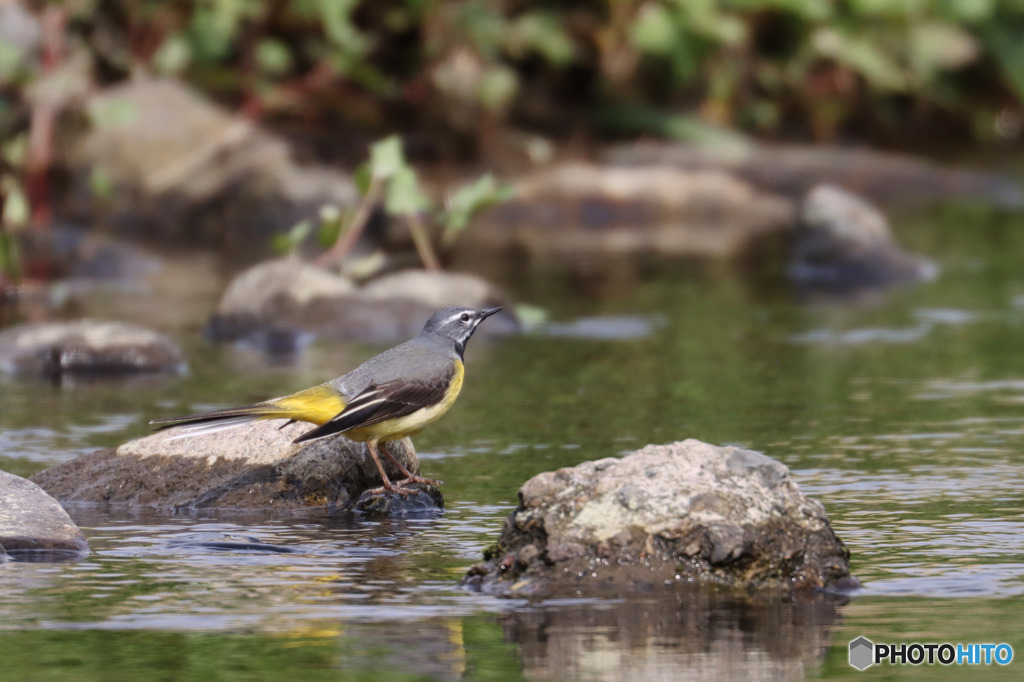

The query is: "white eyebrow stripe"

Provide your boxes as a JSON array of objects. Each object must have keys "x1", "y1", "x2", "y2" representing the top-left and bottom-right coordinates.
[{"x1": 442, "y1": 312, "x2": 468, "y2": 326}]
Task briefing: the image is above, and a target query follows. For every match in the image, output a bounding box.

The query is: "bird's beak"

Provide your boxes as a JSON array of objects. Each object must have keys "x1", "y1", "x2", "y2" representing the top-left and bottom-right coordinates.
[{"x1": 479, "y1": 307, "x2": 502, "y2": 321}]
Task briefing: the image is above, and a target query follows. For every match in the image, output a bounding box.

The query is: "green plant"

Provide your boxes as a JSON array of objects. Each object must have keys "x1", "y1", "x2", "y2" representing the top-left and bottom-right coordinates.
[{"x1": 316, "y1": 134, "x2": 513, "y2": 271}]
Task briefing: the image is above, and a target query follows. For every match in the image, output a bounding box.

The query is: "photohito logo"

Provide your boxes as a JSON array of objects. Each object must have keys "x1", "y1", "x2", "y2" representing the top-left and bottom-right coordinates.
[{"x1": 849, "y1": 636, "x2": 1014, "y2": 671}]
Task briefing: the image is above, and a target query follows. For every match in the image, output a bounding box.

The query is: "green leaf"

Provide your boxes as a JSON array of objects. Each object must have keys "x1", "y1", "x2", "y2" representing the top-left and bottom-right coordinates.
[
  {"x1": 0, "y1": 229, "x2": 20, "y2": 282},
  {"x1": 255, "y1": 38, "x2": 293, "y2": 76},
  {"x1": 812, "y1": 28, "x2": 907, "y2": 91},
  {"x1": 0, "y1": 37, "x2": 26, "y2": 83},
  {"x1": 442, "y1": 174, "x2": 514, "y2": 245},
  {"x1": 367, "y1": 135, "x2": 407, "y2": 181},
  {"x1": 507, "y1": 12, "x2": 576, "y2": 65},
  {"x1": 272, "y1": 219, "x2": 311, "y2": 255},
  {"x1": 89, "y1": 166, "x2": 114, "y2": 204},
  {"x1": 316, "y1": 204, "x2": 344, "y2": 248},
  {"x1": 353, "y1": 163, "x2": 372, "y2": 195},
  {"x1": 318, "y1": 0, "x2": 369, "y2": 56},
  {"x1": 1, "y1": 180, "x2": 28, "y2": 228},
  {"x1": 152, "y1": 35, "x2": 191, "y2": 75},
  {"x1": 477, "y1": 65, "x2": 518, "y2": 111},
  {"x1": 980, "y1": 24, "x2": 1024, "y2": 106},
  {"x1": 513, "y1": 303, "x2": 548, "y2": 329},
  {"x1": 630, "y1": 4, "x2": 677, "y2": 57},
  {"x1": 384, "y1": 166, "x2": 431, "y2": 215},
  {"x1": 2, "y1": 134, "x2": 27, "y2": 167}
]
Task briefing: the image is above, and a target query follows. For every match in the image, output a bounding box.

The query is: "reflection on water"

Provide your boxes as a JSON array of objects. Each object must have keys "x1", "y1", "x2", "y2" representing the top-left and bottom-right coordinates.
[
  {"x1": 0, "y1": 504, "x2": 844, "y2": 681},
  {"x1": 505, "y1": 592, "x2": 843, "y2": 682},
  {"x1": 3, "y1": 203, "x2": 1024, "y2": 679}
]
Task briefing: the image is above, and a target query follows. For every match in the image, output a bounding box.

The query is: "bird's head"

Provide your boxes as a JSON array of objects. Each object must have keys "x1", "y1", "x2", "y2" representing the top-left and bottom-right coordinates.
[{"x1": 421, "y1": 306, "x2": 503, "y2": 357}]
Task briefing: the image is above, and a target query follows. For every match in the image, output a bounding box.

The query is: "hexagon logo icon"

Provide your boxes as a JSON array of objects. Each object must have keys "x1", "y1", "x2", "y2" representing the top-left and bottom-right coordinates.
[{"x1": 849, "y1": 636, "x2": 874, "y2": 671}]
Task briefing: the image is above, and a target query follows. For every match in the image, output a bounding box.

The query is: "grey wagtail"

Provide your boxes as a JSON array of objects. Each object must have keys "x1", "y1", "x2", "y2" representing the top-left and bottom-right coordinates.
[{"x1": 151, "y1": 306, "x2": 502, "y2": 494}]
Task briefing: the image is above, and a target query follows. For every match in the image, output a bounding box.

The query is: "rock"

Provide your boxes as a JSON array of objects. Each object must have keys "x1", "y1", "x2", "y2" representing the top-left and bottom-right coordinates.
[
  {"x1": 30, "y1": 419, "x2": 441, "y2": 514},
  {"x1": 353, "y1": 483, "x2": 445, "y2": 517},
  {"x1": 208, "y1": 263, "x2": 518, "y2": 345},
  {"x1": 16, "y1": 225, "x2": 161, "y2": 283},
  {"x1": 205, "y1": 257, "x2": 357, "y2": 344},
  {"x1": 791, "y1": 184, "x2": 938, "y2": 290},
  {"x1": 457, "y1": 163, "x2": 794, "y2": 265},
  {"x1": 0, "y1": 470, "x2": 89, "y2": 561},
  {"x1": 604, "y1": 141, "x2": 1024, "y2": 208},
  {"x1": 0, "y1": 319, "x2": 185, "y2": 379},
  {"x1": 354, "y1": 269, "x2": 519, "y2": 335},
  {"x1": 55, "y1": 78, "x2": 357, "y2": 260},
  {"x1": 462, "y1": 439, "x2": 855, "y2": 595}
]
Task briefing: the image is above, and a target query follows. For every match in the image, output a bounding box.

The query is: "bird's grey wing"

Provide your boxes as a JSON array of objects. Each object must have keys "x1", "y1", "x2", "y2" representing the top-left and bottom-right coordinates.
[{"x1": 327, "y1": 339, "x2": 441, "y2": 399}]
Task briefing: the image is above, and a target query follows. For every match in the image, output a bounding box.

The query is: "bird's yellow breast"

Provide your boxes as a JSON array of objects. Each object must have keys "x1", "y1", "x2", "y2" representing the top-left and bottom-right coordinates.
[{"x1": 345, "y1": 360, "x2": 464, "y2": 443}]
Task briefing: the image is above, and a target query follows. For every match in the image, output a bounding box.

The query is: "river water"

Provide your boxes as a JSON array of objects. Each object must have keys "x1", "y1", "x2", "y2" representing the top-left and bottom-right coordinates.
[{"x1": 1, "y1": 200, "x2": 1023, "y2": 680}]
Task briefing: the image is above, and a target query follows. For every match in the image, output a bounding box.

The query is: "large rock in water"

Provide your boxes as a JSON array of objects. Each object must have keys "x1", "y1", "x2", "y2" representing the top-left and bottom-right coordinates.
[
  {"x1": 0, "y1": 319, "x2": 185, "y2": 379},
  {"x1": 55, "y1": 78, "x2": 357, "y2": 261},
  {"x1": 463, "y1": 439, "x2": 854, "y2": 595},
  {"x1": 0, "y1": 470, "x2": 89, "y2": 561},
  {"x1": 604, "y1": 141, "x2": 1024, "y2": 207},
  {"x1": 790, "y1": 184, "x2": 937, "y2": 291},
  {"x1": 456, "y1": 163, "x2": 794, "y2": 267},
  {"x1": 207, "y1": 262, "x2": 519, "y2": 346},
  {"x1": 31, "y1": 420, "x2": 440, "y2": 515}
]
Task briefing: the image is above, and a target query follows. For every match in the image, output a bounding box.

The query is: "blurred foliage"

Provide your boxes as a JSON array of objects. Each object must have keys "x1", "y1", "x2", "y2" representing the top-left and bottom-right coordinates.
[
  {"x1": 16, "y1": 0, "x2": 1018, "y2": 148},
  {"x1": 308, "y1": 134, "x2": 512, "y2": 270}
]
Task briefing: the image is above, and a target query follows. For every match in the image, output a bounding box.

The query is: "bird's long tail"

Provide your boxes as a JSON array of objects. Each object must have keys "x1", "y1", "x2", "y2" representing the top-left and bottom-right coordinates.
[
  {"x1": 150, "y1": 385, "x2": 347, "y2": 440},
  {"x1": 150, "y1": 404, "x2": 285, "y2": 440}
]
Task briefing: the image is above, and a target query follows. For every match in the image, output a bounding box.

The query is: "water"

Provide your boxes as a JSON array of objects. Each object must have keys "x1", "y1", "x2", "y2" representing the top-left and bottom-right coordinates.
[{"x1": 2, "y1": 201, "x2": 1024, "y2": 680}]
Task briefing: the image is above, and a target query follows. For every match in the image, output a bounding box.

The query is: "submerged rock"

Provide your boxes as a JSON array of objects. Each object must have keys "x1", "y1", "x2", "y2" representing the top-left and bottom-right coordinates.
[
  {"x1": 30, "y1": 420, "x2": 441, "y2": 515},
  {"x1": 0, "y1": 319, "x2": 185, "y2": 379},
  {"x1": 459, "y1": 163, "x2": 794, "y2": 266},
  {"x1": 0, "y1": 470, "x2": 89, "y2": 561},
  {"x1": 463, "y1": 439, "x2": 854, "y2": 595},
  {"x1": 208, "y1": 263, "x2": 518, "y2": 345},
  {"x1": 353, "y1": 483, "x2": 445, "y2": 516},
  {"x1": 791, "y1": 184, "x2": 938, "y2": 291}
]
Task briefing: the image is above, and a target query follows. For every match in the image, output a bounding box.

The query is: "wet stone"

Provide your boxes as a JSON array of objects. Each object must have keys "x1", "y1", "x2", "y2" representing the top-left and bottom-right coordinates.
[
  {"x1": 0, "y1": 319, "x2": 185, "y2": 379},
  {"x1": 56, "y1": 78, "x2": 358, "y2": 260},
  {"x1": 0, "y1": 470, "x2": 89, "y2": 562},
  {"x1": 462, "y1": 439, "x2": 856, "y2": 596},
  {"x1": 352, "y1": 483, "x2": 444, "y2": 517},
  {"x1": 209, "y1": 263, "x2": 519, "y2": 345},
  {"x1": 459, "y1": 162, "x2": 794, "y2": 265},
  {"x1": 790, "y1": 184, "x2": 938, "y2": 292},
  {"x1": 603, "y1": 140, "x2": 1024, "y2": 207},
  {"x1": 30, "y1": 420, "x2": 438, "y2": 514}
]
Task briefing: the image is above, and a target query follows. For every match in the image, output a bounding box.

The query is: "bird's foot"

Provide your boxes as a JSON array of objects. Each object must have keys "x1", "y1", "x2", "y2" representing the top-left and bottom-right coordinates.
[
  {"x1": 396, "y1": 474, "x2": 443, "y2": 487},
  {"x1": 366, "y1": 482, "x2": 418, "y2": 498}
]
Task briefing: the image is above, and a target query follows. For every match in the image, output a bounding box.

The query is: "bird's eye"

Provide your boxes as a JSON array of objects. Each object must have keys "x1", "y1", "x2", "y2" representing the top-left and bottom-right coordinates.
[{"x1": 460, "y1": 313, "x2": 471, "y2": 323}]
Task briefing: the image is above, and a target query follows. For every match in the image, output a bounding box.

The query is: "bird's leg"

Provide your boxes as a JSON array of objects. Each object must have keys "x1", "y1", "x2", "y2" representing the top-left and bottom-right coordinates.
[
  {"x1": 364, "y1": 440, "x2": 415, "y2": 497},
  {"x1": 381, "y1": 441, "x2": 443, "y2": 487}
]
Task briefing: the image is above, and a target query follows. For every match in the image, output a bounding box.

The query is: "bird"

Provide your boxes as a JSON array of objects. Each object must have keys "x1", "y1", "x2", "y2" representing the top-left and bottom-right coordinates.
[{"x1": 151, "y1": 306, "x2": 502, "y2": 495}]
